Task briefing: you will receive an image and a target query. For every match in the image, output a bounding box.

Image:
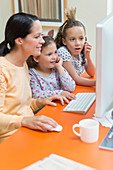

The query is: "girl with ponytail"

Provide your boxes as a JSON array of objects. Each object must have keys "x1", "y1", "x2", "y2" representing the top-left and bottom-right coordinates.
[{"x1": 55, "y1": 8, "x2": 96, "y2": 87}]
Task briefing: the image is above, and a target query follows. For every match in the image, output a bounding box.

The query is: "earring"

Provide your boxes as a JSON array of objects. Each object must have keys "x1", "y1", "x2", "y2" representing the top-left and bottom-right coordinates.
[{"x1": 7, "y1": 43, "x2": 11, "y2": 50}]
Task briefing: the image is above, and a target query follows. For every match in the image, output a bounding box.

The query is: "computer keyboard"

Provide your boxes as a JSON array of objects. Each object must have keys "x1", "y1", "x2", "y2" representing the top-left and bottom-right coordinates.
[{"x1": 63, "y1": 93, "x2": 96, "y2": 114}]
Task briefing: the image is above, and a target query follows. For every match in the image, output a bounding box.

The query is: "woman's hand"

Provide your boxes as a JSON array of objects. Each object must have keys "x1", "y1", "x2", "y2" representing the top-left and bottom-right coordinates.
[
  {"x1": 36, "y1": 94, "x2": 69, "y2": 108},
  {"x1": 21, "y1": 115, "x2": 58, "y2": 132},
  {"x1": 61, "y1": 91, "x2": 76, "y2": 100},
  {"x1": 45, "y1": 94, "x2": 70, "y2": 106}
]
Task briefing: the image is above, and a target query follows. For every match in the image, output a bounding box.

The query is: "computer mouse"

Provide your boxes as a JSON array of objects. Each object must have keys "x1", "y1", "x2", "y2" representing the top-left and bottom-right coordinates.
[{"x1": 45, "y1": 124, "x2": 63, "y2": 132}]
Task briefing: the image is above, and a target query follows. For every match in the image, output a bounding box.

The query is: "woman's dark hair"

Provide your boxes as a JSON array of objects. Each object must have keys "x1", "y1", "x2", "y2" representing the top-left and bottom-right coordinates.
[
  {"x1": 27, "y1": 36, "x2": 55, "y2": 68},
  {"x1": 55, "y1": 19, "x2": 86, "y2": 65},
  {"x1": 0, "y1": 12, "x2": 39, "y2": 56}
]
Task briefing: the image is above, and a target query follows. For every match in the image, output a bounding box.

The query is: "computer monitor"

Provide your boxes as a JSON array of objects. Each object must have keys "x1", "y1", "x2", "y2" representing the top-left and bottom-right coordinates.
[{"x1": 95, "y1": 12, "x2": 113, "y2": 118}]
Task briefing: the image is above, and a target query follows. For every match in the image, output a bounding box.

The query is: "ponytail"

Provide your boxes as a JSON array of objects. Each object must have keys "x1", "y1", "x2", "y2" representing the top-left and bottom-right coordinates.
[
  {"x1": 55, "y1": 21, "x2": 68, "y2": 49},
  {"x1": 0, "y1": 40, "x2": 10, "y2": 56},
  {"x1": 0, "y1": 12, "x2": 39, "y2": 57}
]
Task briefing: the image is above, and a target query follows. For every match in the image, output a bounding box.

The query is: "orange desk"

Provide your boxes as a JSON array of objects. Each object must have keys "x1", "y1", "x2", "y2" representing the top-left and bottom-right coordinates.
[{"x1": 0, "y1": 85, "x2": 113, "y2": 170}]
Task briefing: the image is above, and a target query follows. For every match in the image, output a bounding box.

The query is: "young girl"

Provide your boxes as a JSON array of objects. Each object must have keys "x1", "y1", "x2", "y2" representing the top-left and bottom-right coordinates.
[
  {"x1": 27, "y1": 36, "x2": 76, "y2": 100},
  {"x1": 55, "y1": 8, "x2": 96, "y2": 86},
  {"x1": 0, "y1": 13, "x2": 69, "y2": 143}
]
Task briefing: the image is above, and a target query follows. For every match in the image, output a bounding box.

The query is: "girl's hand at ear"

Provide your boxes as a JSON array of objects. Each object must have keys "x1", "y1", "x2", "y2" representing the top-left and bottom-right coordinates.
[
  {"x1": 84, "y1": 41, "x2": 92, "y2": 60},
  {"x1": 55, "y1": 57, "x2": 63, "y2": 68},
  {"x1": 55, "y1": 57, "x2": 64, "y2": 75},
  {"x1": 84, "y1": 41, "x2": 95, "y2": 77},
  {"x1": 61, "y1": 91, "x2": 76, "y2": 100}
]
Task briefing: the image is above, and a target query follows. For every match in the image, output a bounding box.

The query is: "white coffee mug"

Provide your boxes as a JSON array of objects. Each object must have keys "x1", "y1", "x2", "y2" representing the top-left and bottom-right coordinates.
[{"x1": 72, "y1": 119, "x2": 99, "y2": 143}]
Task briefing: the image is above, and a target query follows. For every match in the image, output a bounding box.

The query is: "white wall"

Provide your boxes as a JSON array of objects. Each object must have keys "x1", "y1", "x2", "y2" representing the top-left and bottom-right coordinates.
[
  {"x1": 67, "y1": 0, "x2": 108, "y2": 64},
  {"x1": 0, "y1": 0, "x2": 113, "y2": 64},
  {"x1": 0, "y1": 0, "x2": 12, "y2": 42}
]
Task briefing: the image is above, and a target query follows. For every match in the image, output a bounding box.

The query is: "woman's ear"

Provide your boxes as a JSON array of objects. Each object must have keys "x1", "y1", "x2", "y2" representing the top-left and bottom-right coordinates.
[
  {"x1": 33, "y1": 56, "x2": 39, "y2": 63},
  {"x1": 62, "y1": 38, "x2": 66, "y2": 46},
  {"x1": 15, "y1": 38, "x2": 23, "y2": 45}
]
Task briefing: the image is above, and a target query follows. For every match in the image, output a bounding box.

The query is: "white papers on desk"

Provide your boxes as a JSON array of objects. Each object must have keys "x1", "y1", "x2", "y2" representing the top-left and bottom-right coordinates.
[
  {"x1": 23, "y1": 154, "x2": 96, "y2": 170},
  {"x1": 93, "y1": 109, "x2": 113, "y2": 128},
  {"x1": 105, "y1": 109, "x2": 113, "y2": 124}
]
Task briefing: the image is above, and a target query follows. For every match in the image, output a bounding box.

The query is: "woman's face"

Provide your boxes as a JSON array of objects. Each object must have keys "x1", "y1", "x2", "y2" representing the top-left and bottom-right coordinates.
[{"x1": 21, "y1": 20, "x2": 45, "y2": 57}]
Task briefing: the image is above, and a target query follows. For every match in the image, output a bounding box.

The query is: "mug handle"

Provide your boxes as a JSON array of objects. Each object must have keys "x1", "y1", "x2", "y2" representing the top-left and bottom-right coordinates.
[{"x1": 72, "y1": 124, "x2": 80, "y2": 136}]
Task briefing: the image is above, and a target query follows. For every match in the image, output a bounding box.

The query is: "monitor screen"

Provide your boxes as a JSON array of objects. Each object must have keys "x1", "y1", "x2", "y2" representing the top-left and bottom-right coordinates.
[{"x1": 95, "y1": 12, "x2": 113, "y2": 118}]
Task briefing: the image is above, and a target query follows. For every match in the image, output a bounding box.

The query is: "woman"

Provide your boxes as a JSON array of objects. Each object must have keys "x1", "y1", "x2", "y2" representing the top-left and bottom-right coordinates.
[{"x1": 0, "y1": 13, "x2": 68, "y2": 143}]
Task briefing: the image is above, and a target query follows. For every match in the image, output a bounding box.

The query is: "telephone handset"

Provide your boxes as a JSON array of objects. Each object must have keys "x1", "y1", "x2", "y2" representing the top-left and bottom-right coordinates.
[
  {"x1": 81, "y1": 37, "x2": 87, "y2": 55},
  {"x1": 81, "y1": 37, "x2": 87, "y2": 65}
]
